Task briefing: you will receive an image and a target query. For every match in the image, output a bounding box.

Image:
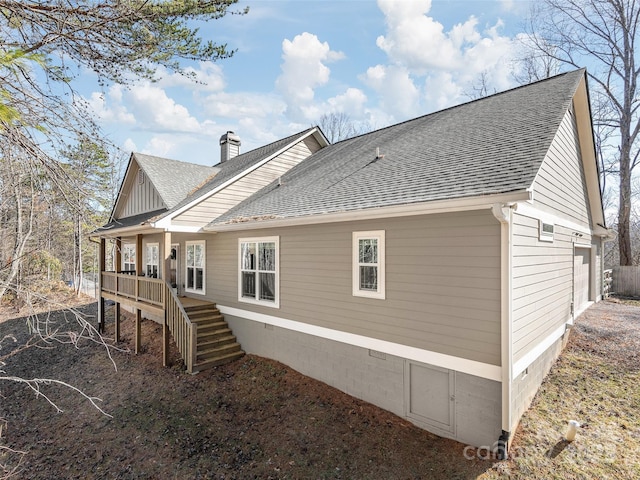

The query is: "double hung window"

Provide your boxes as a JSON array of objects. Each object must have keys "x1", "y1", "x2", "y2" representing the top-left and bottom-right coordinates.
[
  {"x1": 352, "y1": 231, "x2": 385, "y2": 299},
  {"x1": 186, "y1": 241, "x2": 205, "y2": 293},
  {"x1": 122, "y1": 244, "x2": 136, "y2": 272},
  {"x1": 145, "y1": 243, "x2": 159, "y2": 278},
  {"x1": 239, "y1": 237, "x2": 279, "y2": 307}
]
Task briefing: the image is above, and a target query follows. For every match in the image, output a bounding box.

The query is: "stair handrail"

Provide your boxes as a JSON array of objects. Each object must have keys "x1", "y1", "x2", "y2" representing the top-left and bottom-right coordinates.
[{"x1": 163, "y1": 281, "x2": 197, "y2": 373}]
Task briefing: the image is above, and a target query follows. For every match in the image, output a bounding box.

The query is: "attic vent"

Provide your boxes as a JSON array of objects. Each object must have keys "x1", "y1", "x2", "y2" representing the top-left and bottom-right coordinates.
[{"x1": 138, "y1": 170, "x2": 145, "y2": 185}]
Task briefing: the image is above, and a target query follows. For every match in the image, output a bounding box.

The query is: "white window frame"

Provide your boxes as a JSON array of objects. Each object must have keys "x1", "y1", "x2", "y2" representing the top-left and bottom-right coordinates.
[
  {"x1": 353, "y1": 231, "x2": 386, "y2": 300},
  {"x1": 185, "y1": 240, "x2": 206, "y2": 294},
  {"x1": 122, "y1": 243, "x2": 136, "y2": 273},
  {"x1": 539, "y1": 220, "x2": 555, "y2": 242},
  {"x1": 145, "y1": 243, "x2": 159, "y2": 278},
  {"x1": 238, "y1": 236, "x2": 279, "y2": 308}
]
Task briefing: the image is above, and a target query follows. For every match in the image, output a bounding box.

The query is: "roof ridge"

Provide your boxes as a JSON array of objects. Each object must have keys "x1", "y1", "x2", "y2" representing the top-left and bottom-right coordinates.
[{"x1": 329, "y1": 68, "x2": 586, "y2": 147}]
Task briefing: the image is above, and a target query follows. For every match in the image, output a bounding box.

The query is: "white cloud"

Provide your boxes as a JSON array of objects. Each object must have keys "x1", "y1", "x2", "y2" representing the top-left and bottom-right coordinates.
[
  {"x1": 367, "y1": 0, "x2": 520, "y2": 119},
  {"x1": 276, "y1": 32, "x2": 345, "y2": 122},
  {"x1": 122, "y1": 138, "x2": 138, "y2": 153},
  {"x1": 362, "y1": 64, "x2": 421, "y2": 120},
  {"x1": 155, "y1": 62, "x2": 226, "y2": 92},
  {"x1": 87, "y1": 86, "x2": 136, "y2": 125},
  {"x1": 203, "y1": 92, "x2": 286, "y2": 120},
  {"x1": 376, "y1": 0, "x2": 472, "y2": 71},
  {"x1": 326, "y1": 88, "x2": 368, "y2": 117},
  {"x1": 125, "y1": 84, "x2": 201, "y2": 133}
]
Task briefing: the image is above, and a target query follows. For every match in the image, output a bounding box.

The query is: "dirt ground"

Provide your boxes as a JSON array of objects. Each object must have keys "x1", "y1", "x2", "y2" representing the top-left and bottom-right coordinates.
[
  {"x1": 0, "y1": 301, "x2": 494, "y2": 479},
  {"x1": 0, "y1": 298, "x2": 637, "y2": 479}
]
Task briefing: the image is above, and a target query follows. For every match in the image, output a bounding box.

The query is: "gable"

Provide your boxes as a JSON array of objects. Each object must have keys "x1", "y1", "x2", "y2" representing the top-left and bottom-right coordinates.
[
  {"x1": 114, "y1": 160, "x2": 167, "y2": 219},
  {"x1": 171, "y1": 135, "x2": 324, "y2": 228},
  {"x1": 531, "y1": 104, "x2": 592, "y2": 228}
]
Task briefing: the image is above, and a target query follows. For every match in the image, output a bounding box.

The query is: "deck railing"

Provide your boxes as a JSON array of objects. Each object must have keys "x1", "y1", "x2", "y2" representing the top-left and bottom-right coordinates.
[
  {"x1": 164, "y1": 284, "x2": 197, "y2": 373},
  {"x1": 100, "y1": 271, "x2": 196, "y2": 373},
  {"x1": 101, "y1": 272, "x2": 164, "y2": 306}
]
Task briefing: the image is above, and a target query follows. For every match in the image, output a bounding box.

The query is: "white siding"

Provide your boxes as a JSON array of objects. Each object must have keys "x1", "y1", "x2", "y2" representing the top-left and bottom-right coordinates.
[{"x1": 173, "y1": 137, "x2": 322, "y2": 227}]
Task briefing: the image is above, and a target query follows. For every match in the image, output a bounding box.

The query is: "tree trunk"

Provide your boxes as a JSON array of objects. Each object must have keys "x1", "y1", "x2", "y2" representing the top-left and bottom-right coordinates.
[{"x1": 0, "y1": 162, "x2": 35, "y2": 298}]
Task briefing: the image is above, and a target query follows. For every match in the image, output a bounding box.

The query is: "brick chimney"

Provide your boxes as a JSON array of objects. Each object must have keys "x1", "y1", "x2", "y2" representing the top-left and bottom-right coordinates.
[{"x1": 219, "y1": 131, "x2": 241, "y2": 163}]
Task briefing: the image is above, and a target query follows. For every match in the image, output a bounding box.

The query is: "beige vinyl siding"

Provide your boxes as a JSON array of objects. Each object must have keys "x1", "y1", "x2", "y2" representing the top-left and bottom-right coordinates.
[
  {"x1": 116, "y1": 164, "x2": 166, "y2": 218},
  {"x1": 173, "y1": 137, "x2": 322, "y2": 227},
  {"x1": 207, "y1": 210, "x2": 502, "y2": 365},
  {"x1": 511, "y1": 213, "x2": 591, "y2": 363},
  {"x1": 532, "y1": 106, "x2": 592, "y2": 227}
]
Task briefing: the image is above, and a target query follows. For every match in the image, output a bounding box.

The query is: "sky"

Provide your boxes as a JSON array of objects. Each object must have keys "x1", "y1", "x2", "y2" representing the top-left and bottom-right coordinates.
[{"x1": 84, "y1": 0, "x2": 534, "y2": 167}]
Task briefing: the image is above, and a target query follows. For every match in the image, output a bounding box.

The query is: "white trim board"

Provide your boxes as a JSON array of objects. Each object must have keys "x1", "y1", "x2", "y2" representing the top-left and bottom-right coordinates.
[
  {"x1": 511, "y1": 315, "x2": 579, "y2": 380},
  {"x1": 218, "y1": 305, "x2": 502, "y2": 382},
  {"x1": 514, "y1": 202, "x2": 596, "y2": 237},
  {"x1": 206, "y1": 190, "x2": 531, "y2": 232}
]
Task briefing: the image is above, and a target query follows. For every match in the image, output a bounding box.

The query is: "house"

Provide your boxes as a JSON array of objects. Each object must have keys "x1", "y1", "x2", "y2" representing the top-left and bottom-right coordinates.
[{"x1": 94, "y1": 69, "x2": 607, "y2": 454}]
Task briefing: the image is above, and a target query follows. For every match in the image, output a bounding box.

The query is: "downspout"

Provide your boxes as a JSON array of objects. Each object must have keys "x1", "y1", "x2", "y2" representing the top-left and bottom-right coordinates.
[{"x1": 491, "y1": 202, "x2": 515, "y2": 460}]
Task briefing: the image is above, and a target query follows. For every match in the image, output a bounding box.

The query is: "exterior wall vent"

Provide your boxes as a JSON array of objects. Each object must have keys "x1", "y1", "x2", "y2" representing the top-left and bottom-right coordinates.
[
  {"x1": 220, "y1": 131, "x2": 241, "y2": 164},
  {"x1": 137, "y1": 169, "x2": 145, "y2": 185}
]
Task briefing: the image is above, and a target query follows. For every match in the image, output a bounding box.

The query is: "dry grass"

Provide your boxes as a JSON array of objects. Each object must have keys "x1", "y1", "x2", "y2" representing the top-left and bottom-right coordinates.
[
  {"x1": 1, "y1": 296, "x2": 638, "y2": 479},
  {"x1": 481, "y1": 299, "x2": 640, "y2": 480}
]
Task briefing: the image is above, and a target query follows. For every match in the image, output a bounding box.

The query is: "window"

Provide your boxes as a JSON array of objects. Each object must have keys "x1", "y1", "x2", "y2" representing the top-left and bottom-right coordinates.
[
  {"x1": 122, "y1": 244, "x2": 136, "y2": 272},
  {"x1": 353, "y1": 231, "x2": 385, "y2": 299},
  {"x1": 145, "y1": 243, "x2": 159, "y2": 278},
  {"x1": 239, "y1": 237, "x2": 279, "y2": 307},
  {"x1": 539, "y1": 220, "x2": 555, "y2": 242},
  {"x1": 185, "y1": 241, "x2": 205, "y2": 293}
]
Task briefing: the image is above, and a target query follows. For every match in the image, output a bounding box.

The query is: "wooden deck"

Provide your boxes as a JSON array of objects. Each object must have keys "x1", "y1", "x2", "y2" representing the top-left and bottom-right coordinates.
[
  {"x1": 99, "y1": 272, "x2": 243, "y2": 373},
  {"x1": 178, "y1": 297, "x2": 214, "y2": 309}
]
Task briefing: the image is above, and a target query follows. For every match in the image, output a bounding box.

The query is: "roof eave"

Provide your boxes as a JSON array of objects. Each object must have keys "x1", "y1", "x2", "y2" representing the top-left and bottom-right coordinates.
[{"x1": 204, "y1": 190, "x2": 533, "y2": 232}]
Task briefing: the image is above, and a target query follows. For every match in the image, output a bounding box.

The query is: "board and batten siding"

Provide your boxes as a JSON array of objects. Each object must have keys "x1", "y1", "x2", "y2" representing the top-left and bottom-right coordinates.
[
  {"x1": 172, "y1": 137, "x2": 322, "y2": 228},
  {"x1": 206, "y1": 210, "x2": 502, "y2": 366},
  {"x1": 116, "y1": 163, "x2": 166, "y2": 218},
  {"x1": 531, "y1": 105, "x2": 592, "y2": 228}
]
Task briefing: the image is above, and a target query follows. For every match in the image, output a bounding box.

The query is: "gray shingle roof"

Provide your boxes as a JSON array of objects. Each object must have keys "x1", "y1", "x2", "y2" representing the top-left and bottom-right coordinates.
[
  {"x1": 133, "y1": 153, "x2": 219, "y2": 209},
  {"x1": 210, "y1": 70, "x2": 586, "y2": 227},
  {"x1": 95, "y1": 208, "x2": 167, "y2": 234},
  {"x1": 161, "y1": 127, "x2": 318, "y2": 217}
]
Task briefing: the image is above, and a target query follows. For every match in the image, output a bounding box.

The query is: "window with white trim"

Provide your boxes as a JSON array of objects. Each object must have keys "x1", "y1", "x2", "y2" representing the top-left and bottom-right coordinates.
[
  {"x1": 239, "y1": 237, "x2": 279, "y2": 307},
  {"x1": 353, "y1": 231, "x2": 385, "y2": 299},
  {"x1": 185, "y1": 241, "x2": 205, "y2": 293},
  {"x1": 122, "y1": 244, "x2": 136, "y2": 272},
  {"x1": 539, "y1": 220, "x2": 555, "y2": 242},
  {"x1": 145, "y1": 243, "x2": 159, "y2": 278}
]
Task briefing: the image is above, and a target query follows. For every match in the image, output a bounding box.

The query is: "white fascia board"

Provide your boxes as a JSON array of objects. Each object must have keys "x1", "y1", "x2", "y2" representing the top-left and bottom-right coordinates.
[
  {"x1": 514, "y1": 202, "x2": 594, "y2": 237},
  {"x1": 219, "y1": 305, "x2": 502, "y2": 382},
  {"x1": 205, "y1": 190, "x2": 532, "y2": 232},
  {"x1": 154, "y1": 128, "x2": 322, "y2": 229},
  {"x1": 163, "y1": 225, "x2": 204, "y2": 233}
]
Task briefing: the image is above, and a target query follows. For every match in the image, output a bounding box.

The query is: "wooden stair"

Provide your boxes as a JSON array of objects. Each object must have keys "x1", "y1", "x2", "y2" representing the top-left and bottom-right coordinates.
[{"x1": 183, "y1": 302, "x2": 244, "y2": 373}]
